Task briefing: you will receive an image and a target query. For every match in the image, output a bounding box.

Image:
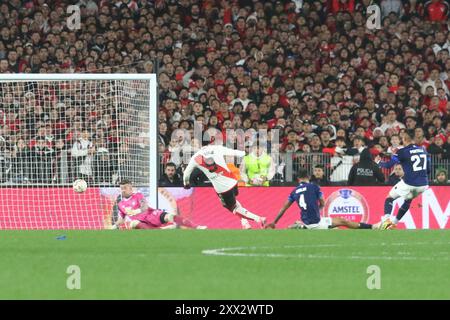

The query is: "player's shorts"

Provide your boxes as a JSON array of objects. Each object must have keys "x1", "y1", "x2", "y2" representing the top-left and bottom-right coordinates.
[
  {"x1": 389, "y1": 180, "x2": 428, "y2": 200},
  {"x1": 218, "y1": 185, "x2": 239, "y2": 210},
  {"x1": 304, "y1": 217, "x2": 333, "y2": 230},
  {"x1": 139, "y1": 209, "x2": 167, "y2": 228}
]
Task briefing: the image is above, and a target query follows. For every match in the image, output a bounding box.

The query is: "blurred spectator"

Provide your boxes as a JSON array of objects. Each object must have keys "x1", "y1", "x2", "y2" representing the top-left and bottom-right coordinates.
[
  {"x1": 329, "y1": 138, "x2": 354, "y2": 182},
  {"x1": 380, "y1": 0, "x2": 404, "y2": 19},
  {"x1": 434, "y1": 167, "x2": 449, "y2": 184},
  {"x1": 240, "y1": 145, "x2": 275, "y2": 186},
  {"x1": 388, "y1": 163, "x2": 404, "y2": 185},
  {"x1": 348, "y1": 148, "x2": 385, "y2": 186},
  {"x1": 347, "y1": 136, "x2": 366, "y2": 156},
  {"x1": 93, "y1": 143, "x2": 112, "y2": 185},
  {"x1": 329, "y1": 0, "x2": 355, "y2": 13},
  {"x1": 231, "y1": 87, "x2": 252, "y2": 111},
  {"x1": 159, "y1": 142, "x2": 171, "y2": 165},
  {"x1": 424, "y1": 0, "x2": 449, "y2": 22},
  {"x1": 159, "y1": 162, "x2": 182, "y2": 187},
  {"x1": 428, "y1": 134, "x2": 446, "y2": 159},
  {"x1": 443, "y1": 136, "x2": 450, "y2": 160},
  {"x1": 53, "y1": 138, "x2": 67, "y2": 183},
  {"x1": 11, "y1": 138, "x2": 30, "y2": 183},
  {"x1": 71, "y1": 129, "x2": 95, "y2": 183},
  {"x1": 379, "y1": 109, "x2": 406, "y2": 134},
  {"x1": 310, "y1": 164, "x2": 330, "y2": 186},
  {"x1": 387, "y1": 134, "x2": 401, "y2": 154},
  {"x1": 0, "y1": 136, "x2": 11, "y2": 183},
  {"x1": 30, "y1": 137, "x2": 53, "y2": 183},
  {"x1": 414, "y1": 128, "x2": 430, "y2": 149},
  {"x1": 403, "y1": 0, "x2": 424, "y2": 18},
  {"x1": 159, "y1": 122, "x2": 169, "y2": 147}
]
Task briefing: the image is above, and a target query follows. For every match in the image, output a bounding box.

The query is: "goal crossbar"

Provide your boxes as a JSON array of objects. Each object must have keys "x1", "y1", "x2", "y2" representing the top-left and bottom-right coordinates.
[{"x1": 0, "y1": 74, "x2": 157, "y2": 81}]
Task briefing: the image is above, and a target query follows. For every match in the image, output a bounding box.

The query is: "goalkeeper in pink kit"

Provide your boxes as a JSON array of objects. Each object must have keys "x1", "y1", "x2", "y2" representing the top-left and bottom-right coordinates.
[{"x1": 111, "y1": 179, "x2": 203, "y2": 230}]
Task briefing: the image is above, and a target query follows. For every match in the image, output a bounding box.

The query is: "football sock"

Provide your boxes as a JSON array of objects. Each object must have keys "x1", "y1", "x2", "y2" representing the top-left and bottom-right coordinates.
[
  {"x1": 233, "y1": 201, "x2": 261, "y2": 222},
  {"x1": 395, "y1": 199, "x2": 412, "y2": 222},
  {"x1": 358, "y1": 223, "x2": 373, "y2": 229},
  {"x1": 384, "y1": 197, "x2": 394, "y2": 216},
  {"x1": 241, "y1": 218, "x2": 251, "y2": 229}
]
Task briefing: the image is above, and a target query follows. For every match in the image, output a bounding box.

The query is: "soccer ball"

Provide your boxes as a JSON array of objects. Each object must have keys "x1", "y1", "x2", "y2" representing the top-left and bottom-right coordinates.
[{"x1": 73, "y1": 179, "x2": 88, "y2": 193}]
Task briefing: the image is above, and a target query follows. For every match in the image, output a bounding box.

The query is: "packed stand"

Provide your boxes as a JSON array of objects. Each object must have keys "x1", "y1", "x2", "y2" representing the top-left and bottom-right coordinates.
[
  {"x1": 155, "y1": 0, "x2": 450, "y2": 186},
  {"x1": 0, "y1": 0, "x2": 449, "y2": 186}
]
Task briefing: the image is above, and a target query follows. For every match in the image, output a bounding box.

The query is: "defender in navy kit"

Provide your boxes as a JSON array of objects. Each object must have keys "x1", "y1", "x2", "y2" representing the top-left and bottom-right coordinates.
[{"x1": 266, "y1": 169, "x2": 375, "y2": 230}]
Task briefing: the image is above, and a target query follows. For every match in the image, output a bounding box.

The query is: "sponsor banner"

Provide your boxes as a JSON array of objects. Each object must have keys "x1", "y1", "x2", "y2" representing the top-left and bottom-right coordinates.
[
  {"x1": 163, "y1": 186, "x2": 450, "y2": 229},
  {"x1": 0, "y1": 186, "x2": 447, "y2": 230}
]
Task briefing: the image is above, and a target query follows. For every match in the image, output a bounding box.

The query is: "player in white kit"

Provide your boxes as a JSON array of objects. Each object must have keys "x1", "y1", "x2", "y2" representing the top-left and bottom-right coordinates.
[{"x1": 183, "y1": 144, "x2": 266, "y2": 229}]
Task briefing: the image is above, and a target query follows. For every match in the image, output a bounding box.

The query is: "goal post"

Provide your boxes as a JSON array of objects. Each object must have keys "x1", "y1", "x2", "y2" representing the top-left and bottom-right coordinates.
[{"x1": 0, "y1": 73, "x2": 158, "y2": 229}]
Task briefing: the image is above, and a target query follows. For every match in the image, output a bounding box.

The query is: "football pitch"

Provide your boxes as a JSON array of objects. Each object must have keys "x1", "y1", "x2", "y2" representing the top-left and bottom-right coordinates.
[{"x1": 1, "y1": 230, "x2": 450, "y2": 299}]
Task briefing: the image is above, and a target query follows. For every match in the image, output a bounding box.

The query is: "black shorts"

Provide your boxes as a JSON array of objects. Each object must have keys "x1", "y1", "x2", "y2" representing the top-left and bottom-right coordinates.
[{"x1": 218, "y1": 185, "x2": 239, "y2": 211}]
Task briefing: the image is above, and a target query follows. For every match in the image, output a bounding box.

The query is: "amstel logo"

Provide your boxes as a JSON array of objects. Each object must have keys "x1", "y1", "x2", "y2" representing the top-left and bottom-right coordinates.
[{"x1": 323, "y1": 189, "x2": 369, "y2": 223}]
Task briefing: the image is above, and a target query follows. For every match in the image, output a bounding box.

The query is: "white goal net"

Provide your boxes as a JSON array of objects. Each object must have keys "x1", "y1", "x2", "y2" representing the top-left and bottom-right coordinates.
[{"x1": 0, "y1": 74, "x2": 158, "y2": 229}]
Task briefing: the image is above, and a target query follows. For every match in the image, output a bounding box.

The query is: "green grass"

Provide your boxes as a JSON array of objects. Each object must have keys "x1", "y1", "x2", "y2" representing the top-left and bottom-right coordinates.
[{"x1": 0, "y1": 230, "x2": 450, "y2": 299}]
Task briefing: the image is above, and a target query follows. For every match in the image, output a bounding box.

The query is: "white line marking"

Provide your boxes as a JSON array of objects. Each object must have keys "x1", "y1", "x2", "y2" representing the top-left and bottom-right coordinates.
[{"x1": 202, "y1": 242, "x2": 450, "y2": 261}]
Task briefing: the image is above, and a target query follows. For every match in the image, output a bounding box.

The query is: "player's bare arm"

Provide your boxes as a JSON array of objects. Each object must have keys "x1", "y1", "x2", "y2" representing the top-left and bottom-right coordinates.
[
  {"x1": 183, "y1": 156, "x2": 197, "y2": 188},
  {"x1": 319, "y1": 197, "x2": 325, "y2": 210},
  {"x1": 266, "y1": 200, "x2": 293, "y2": 229}
]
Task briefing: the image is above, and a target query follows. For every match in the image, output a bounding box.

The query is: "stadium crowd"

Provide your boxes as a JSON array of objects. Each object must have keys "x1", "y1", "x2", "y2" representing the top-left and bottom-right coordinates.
[{"x1": 0, "y1": 0, "x2": 450, "y2": 186}]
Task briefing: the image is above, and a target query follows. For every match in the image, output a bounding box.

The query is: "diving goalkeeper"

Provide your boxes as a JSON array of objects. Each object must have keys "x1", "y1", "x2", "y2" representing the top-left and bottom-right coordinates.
[{"x1": 111, "y1": 179, "x2": 204, "y2": 229}]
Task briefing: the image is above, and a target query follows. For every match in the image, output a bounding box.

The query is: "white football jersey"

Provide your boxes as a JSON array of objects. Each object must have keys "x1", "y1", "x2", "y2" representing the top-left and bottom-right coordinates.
[{"x1": 183, "y1": 145, "x2": 245, "y2": 193}]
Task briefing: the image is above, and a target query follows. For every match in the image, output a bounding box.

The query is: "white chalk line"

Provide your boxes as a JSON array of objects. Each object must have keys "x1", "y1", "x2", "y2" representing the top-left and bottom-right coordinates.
[{"x1": 202, "y1": 242, "x2": 450, "y2": 261}]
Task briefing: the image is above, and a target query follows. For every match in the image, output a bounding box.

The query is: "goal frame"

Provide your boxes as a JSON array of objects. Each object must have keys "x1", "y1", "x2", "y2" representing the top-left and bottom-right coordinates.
[{"x1": 0, "y1": 73, "x2": 159, "y2": 209}]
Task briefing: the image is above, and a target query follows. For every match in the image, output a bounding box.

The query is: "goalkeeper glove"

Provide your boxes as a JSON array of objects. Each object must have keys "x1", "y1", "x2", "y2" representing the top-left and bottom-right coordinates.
[{"x1": 125, "y1": 208, "x2": 142, "y2": 216}]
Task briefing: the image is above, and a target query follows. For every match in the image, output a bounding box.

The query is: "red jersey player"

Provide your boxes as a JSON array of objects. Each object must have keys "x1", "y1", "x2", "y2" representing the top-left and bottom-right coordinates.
[
  {"x1": 183, "y1": 144, "x2": 266, "y2": 229},
  {"x1": 111, "y1": 179, "x2": 205, "y2": 230}
]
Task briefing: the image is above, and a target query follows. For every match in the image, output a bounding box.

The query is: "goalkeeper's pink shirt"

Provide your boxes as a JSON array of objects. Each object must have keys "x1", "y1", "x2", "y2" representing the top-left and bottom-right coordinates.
[{"x1": 118, "y1": 192, "x2": 156, "y2": 221}]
